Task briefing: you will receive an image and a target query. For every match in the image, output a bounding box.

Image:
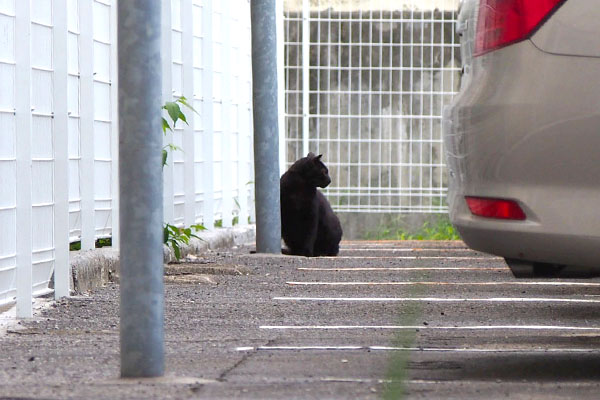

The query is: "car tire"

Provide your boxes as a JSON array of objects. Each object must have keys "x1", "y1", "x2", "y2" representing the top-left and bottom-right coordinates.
[
  {"x1": 505, "y1": 258, "x2": 600, "y2": 278},
  {"x1": 504, "y1": 258, "x2": 565, "y2": 278}
]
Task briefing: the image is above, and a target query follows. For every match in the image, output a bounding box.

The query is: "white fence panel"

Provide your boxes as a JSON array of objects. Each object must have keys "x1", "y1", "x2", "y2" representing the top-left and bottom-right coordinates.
[
  {"x1": 0, "y1": 0, "x2": 18, "y2": 310},
  {"x1": 0, "y1": 0, "x2": 255, "y2": 315}
]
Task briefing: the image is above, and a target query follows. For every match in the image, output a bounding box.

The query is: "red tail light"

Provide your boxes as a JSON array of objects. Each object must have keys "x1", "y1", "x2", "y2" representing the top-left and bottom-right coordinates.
[
  {"x1": 465, "y1": 196, "x2": 526, "y2": 220},
  {"x1": 474, "y1": 0, "x2": 566, "y2": 56}
]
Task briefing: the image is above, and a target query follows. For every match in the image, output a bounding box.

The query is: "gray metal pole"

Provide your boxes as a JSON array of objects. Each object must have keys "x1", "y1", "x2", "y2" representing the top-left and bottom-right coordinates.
[
  {"x1": 251, "y1": 0, "x2": 281, "y2": 254},
  {"x1": 118, "y1": 0, "x2": 164, "y2": 378}
]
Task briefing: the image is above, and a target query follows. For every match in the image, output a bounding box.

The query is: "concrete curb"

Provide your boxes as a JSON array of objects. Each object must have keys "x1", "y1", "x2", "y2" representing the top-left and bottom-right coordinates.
[{"x1": 68, "y1": 225, "x2": 256, "y2": 294}]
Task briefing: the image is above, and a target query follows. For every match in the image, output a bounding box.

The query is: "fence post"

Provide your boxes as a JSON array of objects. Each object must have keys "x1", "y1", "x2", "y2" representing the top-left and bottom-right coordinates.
[
  {"x1": 53, "y1": 0, "x2": 70, "y2": 299},
  {"x1": 118, "y1": 0, "x2": 164, "y2": 378},
  {"x1": 235, "y1": 2, "x2": 251, "y2": 227},
  {"x1": 201, "y1": 0, "x2": 215, "y2": 229},
  {"x1": 111, "y1": 0, "x2": 120, "y2": 250},
  {"x1": 251, "y1": 0, "x2": 281, "y2": 254},
  {"x1": 79, "y1": 0, "x2": 96, "y2": 250},
  {"x1": 301, "y1": 0, "x2": 310, "y2": 156},
  {"x1": 161, "y1": 0, "x2": 174, "y2": 225},
  {"x1": 15, "y1": 0, "x2": 32, "y2": 318},
  {"x1": 221, "y1": 0, "x2": 233, "y2": 228},
  {"x1": 276, "y1": 0, "x2": 286, "y2": 175},
  {"x1": 181, "y1": 0, "x2": 196, "y2": 227}
]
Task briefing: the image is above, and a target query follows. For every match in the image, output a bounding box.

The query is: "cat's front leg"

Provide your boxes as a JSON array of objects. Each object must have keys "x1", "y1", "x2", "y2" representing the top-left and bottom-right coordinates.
[{"x1": 300, "y1": 217, "x2": 319, "y2": 257}]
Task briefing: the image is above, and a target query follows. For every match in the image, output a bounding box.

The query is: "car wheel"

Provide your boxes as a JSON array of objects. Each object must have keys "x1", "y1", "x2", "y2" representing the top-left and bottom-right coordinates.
[
  {"x1": 505, "y1": 258, "x2": 600, "y2": 278},
  {"x1": 504, "y1": 258, "x2": 565, "y2": 278}
]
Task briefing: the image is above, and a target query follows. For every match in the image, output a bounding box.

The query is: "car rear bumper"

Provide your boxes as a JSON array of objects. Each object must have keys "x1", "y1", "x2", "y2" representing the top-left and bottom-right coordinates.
[
  {"x1": 444, "y1": 40, "x2": 600, "y2": 269},
  {"x1": 450, "y1": 191, "x2": 600, "y2": 270}
]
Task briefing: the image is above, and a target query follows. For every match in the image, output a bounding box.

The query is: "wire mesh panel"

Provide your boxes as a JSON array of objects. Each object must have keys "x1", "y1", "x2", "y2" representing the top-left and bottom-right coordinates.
[{"x1": 283, "y1": 0, "x2": 460, "y2": 213}]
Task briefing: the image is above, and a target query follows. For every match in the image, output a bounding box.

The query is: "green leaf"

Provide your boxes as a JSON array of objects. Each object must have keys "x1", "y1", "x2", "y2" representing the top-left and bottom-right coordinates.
[
  {"x1": 191, "y1": 224, "x2": 206, "y2": 231},
  {"x1": 179, "y1": 111, "x2": 188, "y2": 125},
  {"x1": 162, "y1": 117, "x2": 171, "y2": 134},
  {"x1": 163, "y1": 225, "x2": 169, "y2": 244},
  {"x1": 162, "y1": 149, "x2": 168, "y2": 167},
  {"x1": 167, "y1": 143, "x2": 183, "y2": 152},
  {"x1": 168, "y1": 224, "x2": 180, "y2": 235},
  {"x1": 164, "y1": 101, "x2": 181, "y2": 125},
  {"x1": 171, "y1": 240, "x2": 181, "y2": 260},
  {"x1": 176, "y1": 96, "x2": 198, "y2": 114}
]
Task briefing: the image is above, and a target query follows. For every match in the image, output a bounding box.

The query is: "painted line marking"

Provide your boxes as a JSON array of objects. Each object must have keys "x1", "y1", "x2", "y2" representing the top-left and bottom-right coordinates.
[
  {"x1": 236, "y1": 345, "x2": 600, "y2": 354},
  {"x1": 297, "y1": 267, "x2": 507, "y2": 271},
  {"x1": 340, "y1": 248, "x2": 477, "y2": 252},
  {"x1": 319, "y1": 256, "x2": 499, "y2": 260},
  {"x1": 286, "y1": 281, "x2": 600, "y2": 287},
  {"x1": 341, "y1": 240, "x2": 465, "y2": 245},
  {"x1": 259, "y1": 325, "x2": 600, "y2": 331},
  {"x1": 273, "y1": 296, "x2": 600, "y2": 303}
]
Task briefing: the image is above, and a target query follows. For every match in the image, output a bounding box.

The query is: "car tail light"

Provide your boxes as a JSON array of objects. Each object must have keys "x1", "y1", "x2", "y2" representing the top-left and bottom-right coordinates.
[
  {"x1": 465, "y1": 196, "x2": 526, "y2": 220},
  {"x1": 474, "y1": 0, "x2": 566, "y2": 56}
]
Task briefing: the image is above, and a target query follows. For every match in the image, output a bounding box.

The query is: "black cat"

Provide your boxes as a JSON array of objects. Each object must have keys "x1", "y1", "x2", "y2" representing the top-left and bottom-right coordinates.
[{"x1": 280, "y1": 153, "x2": 343, "y2": 257}]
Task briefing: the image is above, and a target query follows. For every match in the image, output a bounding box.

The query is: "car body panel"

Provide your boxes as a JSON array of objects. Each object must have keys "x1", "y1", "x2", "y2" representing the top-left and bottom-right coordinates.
[
  {"x1": 532, "y1": 0, "x2": 600, "y2": 57},
  {"x1": 444, "y1": 0, "x2": 600, "y2": 270}
]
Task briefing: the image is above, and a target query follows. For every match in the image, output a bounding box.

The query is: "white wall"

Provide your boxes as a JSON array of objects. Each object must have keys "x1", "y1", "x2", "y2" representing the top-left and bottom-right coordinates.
[{"x1": 0, "y1": 0, "x2": 255, "y2": 315}]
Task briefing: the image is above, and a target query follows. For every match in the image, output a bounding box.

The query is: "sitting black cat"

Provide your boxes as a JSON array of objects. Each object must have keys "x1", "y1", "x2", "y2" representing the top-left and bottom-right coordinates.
[{"x1": 280, "y1": 152, "x2": 342, "y2": 257}]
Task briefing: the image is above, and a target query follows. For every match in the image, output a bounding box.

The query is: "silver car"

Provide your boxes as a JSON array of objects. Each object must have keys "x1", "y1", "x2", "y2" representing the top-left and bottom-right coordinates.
[{"x1": 444, "y1": 0, "x2": 600, "y2": 277}]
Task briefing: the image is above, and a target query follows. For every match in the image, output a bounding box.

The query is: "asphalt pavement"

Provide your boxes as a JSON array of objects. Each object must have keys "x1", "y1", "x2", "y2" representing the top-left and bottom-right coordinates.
[{"x1": 1, "y1": 241, "x2": 600, "y2": 399}]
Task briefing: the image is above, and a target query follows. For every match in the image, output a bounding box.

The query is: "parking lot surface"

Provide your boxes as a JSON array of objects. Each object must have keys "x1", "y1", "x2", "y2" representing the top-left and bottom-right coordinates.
[{"x1": 1, "y1": 240, "x2": 599, "y2": 399}]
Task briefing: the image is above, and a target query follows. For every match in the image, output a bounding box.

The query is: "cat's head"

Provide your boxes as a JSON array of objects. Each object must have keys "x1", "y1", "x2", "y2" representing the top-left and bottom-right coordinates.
[{"x1": 303, "y1": 152, "x2": 331, "y2": 188}]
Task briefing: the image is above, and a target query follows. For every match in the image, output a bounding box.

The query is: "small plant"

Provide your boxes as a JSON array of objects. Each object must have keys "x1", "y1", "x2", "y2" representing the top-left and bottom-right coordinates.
[
  {"x1": 69, "y1": 237, "x2": 112, "y2": 251},
  {"x1": 365, "y1": 214, "x2": 461, "y2": 241},
  {"x1": 163, "y1": 223, "x2": 206, "y2": 261},
  {"x1": 96, "y1": 238, "x2": 112, "y2": 248},
  {"x1": 161, "y1": 96, "x2": 206, "y2": 260},
  {"x1": 161, "y1": 96, "x2": 193, "y2": 167}
]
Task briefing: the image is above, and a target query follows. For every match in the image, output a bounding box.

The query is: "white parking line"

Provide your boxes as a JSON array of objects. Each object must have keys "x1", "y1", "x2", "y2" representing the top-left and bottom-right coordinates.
[
  {"x1": 273, "y1": 296, "x2": 600, "y2": 303},
  {"x1": 259, "y1": 325, "x2": 600, "y2": 331},
  {"x1": 298, "y1": 267, "x2": 507, "y2": 271},
  {"x1": 321, "y1": 256, "x2": 498, "y2": 260},
  {"x1": 341, "y1": 240, "x2": 464, "y2": 246},
  {"x1": 236, "y1": 345, "x2": 600, "y2": 353},
  {"x1": 286, "y1": 281, "x2": 600, "y2": 287},
  {"x1": 340, "y1": 248, "x2": 477, "y2": 252}
]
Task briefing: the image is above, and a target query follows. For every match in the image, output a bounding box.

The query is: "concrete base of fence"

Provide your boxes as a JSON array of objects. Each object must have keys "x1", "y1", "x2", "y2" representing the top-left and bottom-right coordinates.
[
  {"x1": 67, "y1": 225, "x2": 256, "y2": 294},
  {"x1": 338, "y1": 213, "x2": 448, "y2": 240}
]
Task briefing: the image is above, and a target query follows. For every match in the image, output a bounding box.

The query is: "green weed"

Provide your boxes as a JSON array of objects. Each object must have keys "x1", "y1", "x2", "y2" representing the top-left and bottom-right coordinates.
[{"x1": 364, "y1": 214, "x2": 460, "y2": 241}]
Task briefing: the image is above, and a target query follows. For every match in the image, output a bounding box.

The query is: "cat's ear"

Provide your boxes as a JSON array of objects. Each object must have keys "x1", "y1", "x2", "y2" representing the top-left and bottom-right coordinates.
[
  {"x1": 316, "y1": 154, "x2": 323, "y2": 160},
  {"x1": 307, "y1": 152, "x2": 315, "y2": 159}
]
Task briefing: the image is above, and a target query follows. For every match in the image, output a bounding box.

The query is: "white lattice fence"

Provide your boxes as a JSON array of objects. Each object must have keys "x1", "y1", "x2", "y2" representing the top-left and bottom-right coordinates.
[
  {"x1": 0, "y1": 0, "x2": 255, "y2": 315},
  {"x1": 282, "y1": 0, "x2": 461, "y2": 213}
]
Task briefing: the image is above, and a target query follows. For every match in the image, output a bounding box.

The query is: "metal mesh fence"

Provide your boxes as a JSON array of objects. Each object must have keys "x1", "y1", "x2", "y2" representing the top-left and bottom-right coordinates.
[{"x1": 283, "y1": 0, "x2": 460, "y2": 213}]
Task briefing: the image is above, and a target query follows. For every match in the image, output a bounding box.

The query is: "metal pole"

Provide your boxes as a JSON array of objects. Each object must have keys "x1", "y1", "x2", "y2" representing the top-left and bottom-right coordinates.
[
  {"x1": 251, "y1": 0, "x2": 281, "y2": 253},
  {"x1": 118, "y1": 0, "x2": 164, "y2": 378}
]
